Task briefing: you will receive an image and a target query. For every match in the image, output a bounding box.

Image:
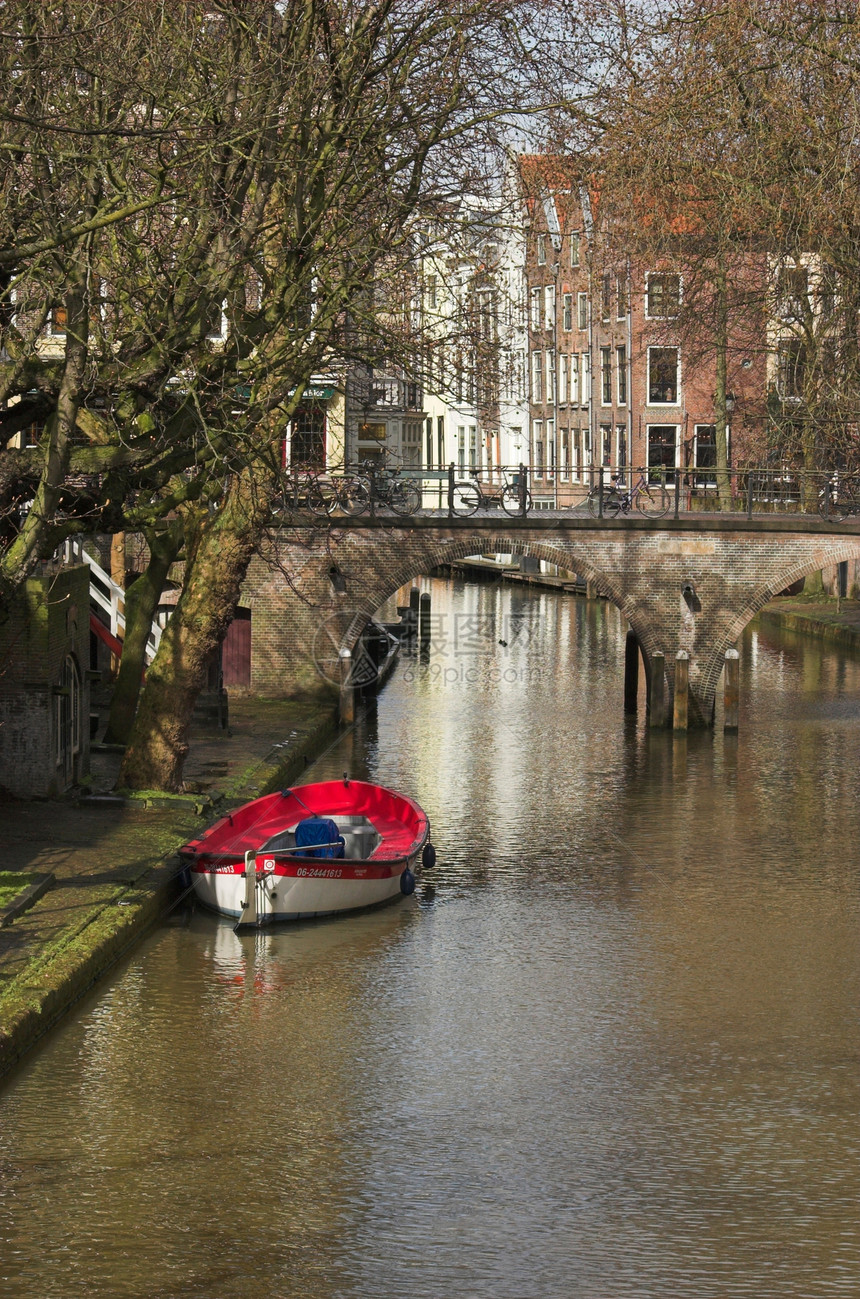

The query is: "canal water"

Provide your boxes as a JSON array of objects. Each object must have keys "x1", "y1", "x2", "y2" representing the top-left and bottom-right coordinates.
[{"x1": 1, "y1": 577, "x2": 859, "y2": 1298}]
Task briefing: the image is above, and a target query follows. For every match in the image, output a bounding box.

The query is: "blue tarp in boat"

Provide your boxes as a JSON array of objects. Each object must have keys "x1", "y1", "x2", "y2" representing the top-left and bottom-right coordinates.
[{"x1": 294, "y1": 817, "x2": 345, "y2": 859}]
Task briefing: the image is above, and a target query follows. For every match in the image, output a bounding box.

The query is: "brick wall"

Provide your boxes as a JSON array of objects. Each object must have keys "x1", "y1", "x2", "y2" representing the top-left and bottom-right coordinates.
[{"x1": 0, "y1": 565, "x2": 91, "y2": 797}]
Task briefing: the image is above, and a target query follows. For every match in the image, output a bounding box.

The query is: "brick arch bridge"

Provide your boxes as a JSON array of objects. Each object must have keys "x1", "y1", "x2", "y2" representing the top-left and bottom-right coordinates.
[{"x1": 239, "y1": 515, "x2": 860, "y2": 725}]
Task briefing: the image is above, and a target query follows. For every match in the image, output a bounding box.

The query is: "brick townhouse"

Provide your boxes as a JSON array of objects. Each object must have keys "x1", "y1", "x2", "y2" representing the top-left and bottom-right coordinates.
[{"x1": 519, "y1": 155, "x2": 769, "y2": 506}]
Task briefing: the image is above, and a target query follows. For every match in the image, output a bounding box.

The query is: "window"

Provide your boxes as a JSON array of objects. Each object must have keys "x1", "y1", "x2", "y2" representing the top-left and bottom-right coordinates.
[
  {"x1": 533, "y1": 420, "x2": 544, "y2": 475},
  {"x1": 778, "y1": 338, "x2": 806, "y2": 399},
  {"x1": 562, "y1": 293, "x2": 572, "y2": 331},
  {"x1": 582, "y1": 425, "x2": 592, "y2": 468},
  {"x1": 547, "y1": 419, "x2": 555, "y2": 479},
  {"x1": 577, "y1": 292, "x2": 588, "y2": 330},
  {"x1": 402, "y1": 420, "x2": 422, "y2": 467},
  {"x1": 537, "y1": 234, "x2": 547, "y2": 265},
  {"x1": 570, "y1": 231, "x2": 580, "y2": 267},
  {"x1": 530, "y1": 287, "x2": 541, "y2": 331},
  {"x1": 571, "y1": 428, "x2": 580, "y2": 480},
  {"x1": 544, "y1": 285, "x2": 555, "y2": 331},
  {"x1": 531, "y1": 351, "x2": 543, "y2": 402},
  {"x1": 601, "y1": 272, "x2": 611, "y2": 321},
  {"x1": 478, "y1": 289, "x2": 497, "y2": 342},
  {"x1": 546, "y1": 350, "x2": 556, "y2": 404},
  {"x1": 616, "y1": 345, "x2": 627, "y2": 405},
  {"x1": 601, "y1": 423, "x2": 612, "y2": 466},
  {"x1": 426, "y1": 274, "x2": 437, "y2": 309},
  {"x1": 406, "y1": 380, "x2": 421, "y2": 409},
  {"x1": 616, "y1": 274, "x2": 628, "y2": 319},
  {"x1": 580, "y1": 351, "x2": 589, "y2": 401},
  {"x1": 426, "y1": 417, "x2": 434, "y2": 468},
  {"x1": 690, "y1": 424, "x2": 727, "y2": 485},
  {"x1": 291, "y1": 406, "x2": 327, "y2": 466},
  {"x1": 648, "y1": 346, "x2": 680, "y2": 404},
  {"x1": 616, "y1": 422, "x2": 627, "y2": 468},
  {"x1": 517, "y1": 350, "x2": 527, "y2": 400},
  {"x1": 458, "y1": 425, "x2": 465, "y2": 470},
  {"x1": 646, "y1": 273, "x2": 681, "y2": 318},
  {"x1": 777, "y1": 266, "x2": 809, "y2": 320},
  {"x1": 559, "y1": 353, "x2": 568, "y2": 404},
  {"x1": 371, "y1": 376, "x2": 401, "y2": 407},
  {"x1": 647, "y1": 424, "x2": 678, "y2": 481},
  {"x1": 561, "y1": 429, "x2": 570, "y2": 481},
  {"x1": 469, "y1": 426, "x2": 478, "y2": 469},
  {"x1": 569, "y1": 352, "x2": 579, "y2": 405},
  {"x1": 601, "y1": 348, "x2": 612, "y2": 404}
]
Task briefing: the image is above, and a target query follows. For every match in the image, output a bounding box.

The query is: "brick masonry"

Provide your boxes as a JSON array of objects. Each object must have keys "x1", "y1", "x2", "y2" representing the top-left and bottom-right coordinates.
[
  {"x1": 240, "y1": 517, "x2": 860, "y2": 725},
  {"x1": 0, "y1": 564, "x2": 91, "y2": 796}
]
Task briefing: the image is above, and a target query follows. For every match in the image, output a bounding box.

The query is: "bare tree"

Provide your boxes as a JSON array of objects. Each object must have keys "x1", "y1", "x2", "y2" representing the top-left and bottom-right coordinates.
[{"x1": 1, "y1": 0, "x2": 597, "y2": 789}]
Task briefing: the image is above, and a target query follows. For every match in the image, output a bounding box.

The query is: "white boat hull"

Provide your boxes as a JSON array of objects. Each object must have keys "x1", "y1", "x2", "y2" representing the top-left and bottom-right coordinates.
[{"x1": 191, "y1": 855, "x2": 417, "y2": 922}]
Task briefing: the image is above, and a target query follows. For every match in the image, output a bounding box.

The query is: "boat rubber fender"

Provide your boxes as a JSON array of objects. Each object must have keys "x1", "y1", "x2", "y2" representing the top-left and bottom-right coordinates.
[
  {"x1": 422, "y1": 843, "x2": 436, "y2": 871},
  {"x1": 400, "y1": 868, "x2": 416, "y2": 896}
]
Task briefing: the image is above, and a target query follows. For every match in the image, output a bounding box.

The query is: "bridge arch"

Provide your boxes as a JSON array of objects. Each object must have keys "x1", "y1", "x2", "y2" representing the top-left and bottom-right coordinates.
[
  {"x1": 695, "y1": 536, "x2": 860, "y2": 711},
  {"x1": 306, "y1": 530, "x2": 664, "y2": 688}
]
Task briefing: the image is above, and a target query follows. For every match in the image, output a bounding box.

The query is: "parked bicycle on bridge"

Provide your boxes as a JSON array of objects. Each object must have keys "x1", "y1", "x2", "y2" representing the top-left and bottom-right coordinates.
[
  {"x1": 586, "y1": 469, "x2": 670, "y2": 519},
  {"x1": 448, "y1": 466, "x2": 532, "y2": 516},
  {"x1": 334, "y1": 458, "x2": 422, "y2": 517}
]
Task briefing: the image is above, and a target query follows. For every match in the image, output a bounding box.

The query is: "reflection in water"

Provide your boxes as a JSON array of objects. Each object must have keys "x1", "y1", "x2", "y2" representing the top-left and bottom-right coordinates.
[{"x1": 1, "y1": 578, "x2": 860, "y2": 1298}]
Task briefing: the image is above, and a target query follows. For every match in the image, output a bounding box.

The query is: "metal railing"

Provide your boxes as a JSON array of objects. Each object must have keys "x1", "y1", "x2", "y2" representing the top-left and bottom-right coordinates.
[{"x1": 272, "y1": 461, "x2": 860, "y2": 522}]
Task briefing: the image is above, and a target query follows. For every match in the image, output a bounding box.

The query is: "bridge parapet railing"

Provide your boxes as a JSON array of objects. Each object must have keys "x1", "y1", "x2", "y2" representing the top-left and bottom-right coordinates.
[{"x1": 278, "y1": 461, "x2": 860, "y2": 521}]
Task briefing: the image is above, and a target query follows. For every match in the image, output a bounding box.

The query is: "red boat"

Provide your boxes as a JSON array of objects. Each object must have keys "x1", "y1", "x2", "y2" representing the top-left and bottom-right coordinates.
[{"x1": 179, "y1": 778, "x2": 433, "y2": 926}]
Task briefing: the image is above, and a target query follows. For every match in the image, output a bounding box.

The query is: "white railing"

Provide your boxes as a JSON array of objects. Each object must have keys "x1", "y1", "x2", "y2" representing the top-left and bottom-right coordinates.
[{"x1": 64, "y1": 539, "x2": 166, "y2": 664}]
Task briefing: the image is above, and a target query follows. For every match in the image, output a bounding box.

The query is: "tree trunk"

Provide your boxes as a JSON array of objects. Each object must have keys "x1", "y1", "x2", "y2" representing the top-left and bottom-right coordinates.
[
  {"x1": 117, "y1": 470, "x2": 273, "y2": 791},
  {"x1": 103, "y1": 524, "x2": 182, "y2": 746}
]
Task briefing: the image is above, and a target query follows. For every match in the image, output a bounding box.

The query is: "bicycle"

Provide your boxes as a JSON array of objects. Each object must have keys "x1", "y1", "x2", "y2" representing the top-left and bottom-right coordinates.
[
  {"x1": 278, "y1": 465, "x2": 339, "y2": 518},
  {"x1": 336, "y1": 460, "x2": 421, "y2": 517},
  {"x1": 449, "y1": 467, "x2": 532, "y2": 516},
  {"x1": 586, "y1": 470, "x2": 670, "y2": 519}
]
